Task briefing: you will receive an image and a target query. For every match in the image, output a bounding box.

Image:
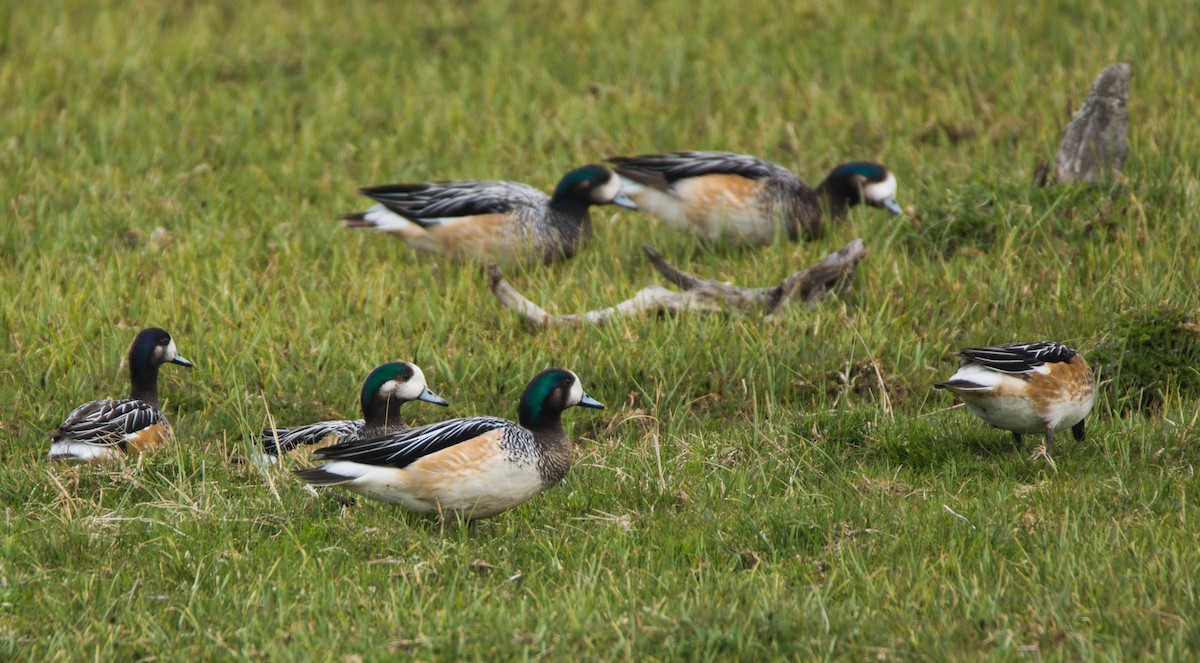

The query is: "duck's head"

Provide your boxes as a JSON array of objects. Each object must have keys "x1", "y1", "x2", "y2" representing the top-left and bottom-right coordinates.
[
  {"x1": 553, "y1": 164, "x2": 638, "y2": 209},
  {"x1": 130, "y1": 327, "x2": 193, "y2": 371},
  {"x1": 518, "y1": 368, "x2": 604, "y2": 428},
  {"x1": 819, "y1": 162, "x2": 902, "y2": 215},
  {"x1": 361, "y1": 361, "x2": 448, "y2": 414}
]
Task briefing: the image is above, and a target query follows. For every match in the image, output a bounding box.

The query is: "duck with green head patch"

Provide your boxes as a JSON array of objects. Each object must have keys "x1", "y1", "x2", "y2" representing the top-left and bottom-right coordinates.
[
  {"x1": 343, "y1": 165, "x2": 636, "y2": 265},
  {"x1": 48, "y1": 327, "x2": 193, "y2": 463},
  {"x1": 608, "y1": 151, "x2": 902, "y2": 243},
  {"x1": 257, "y1": 361, "x2": 448, "y2": 464},
  {"x1": 294, "y1": 368, "x2": 604, "y2": 520}
]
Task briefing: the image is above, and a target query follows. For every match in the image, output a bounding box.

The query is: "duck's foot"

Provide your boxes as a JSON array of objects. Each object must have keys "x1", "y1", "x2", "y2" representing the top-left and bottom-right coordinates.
[
  {"x1": 328, "y1": 489, "x2": 357, "y2": 507},
  {"x1": 1029, "y1": 443, "x2": 1058, "y2": 472}
]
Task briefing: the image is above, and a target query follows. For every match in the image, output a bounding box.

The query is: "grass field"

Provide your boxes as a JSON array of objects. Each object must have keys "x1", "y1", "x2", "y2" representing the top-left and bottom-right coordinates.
[{"x1": 2, "y1": 0, "x2": 1200, "y2": 659}]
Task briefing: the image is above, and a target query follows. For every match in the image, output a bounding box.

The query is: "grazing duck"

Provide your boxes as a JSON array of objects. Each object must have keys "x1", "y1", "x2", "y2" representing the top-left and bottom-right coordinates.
[
  {"x1": 342, "y1": 164, "x2": 637, "y2": 264},
  {"x1": 294, "y1": 368, "x2": 604, "y2": 520},
  {"x1": 934, "y1": 342, "x2": 1095, "y2": 457},
  {"x1": 48, "y1": 327, "x2": 193, "y2": 463},
  {"x1": 608, "y1": 151, "x2": 901, "y2": 243},
  {"x1": 259, "y1": 361, "x2": 448, "y2": 463}
]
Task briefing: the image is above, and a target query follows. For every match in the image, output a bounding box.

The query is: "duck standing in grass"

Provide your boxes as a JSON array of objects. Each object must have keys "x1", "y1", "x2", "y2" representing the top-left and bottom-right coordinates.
[
  {"x1": 294, "y1": 368, "x2": 604, "y2": 520},
  {"x1": 343, "y1": 164, "x2": 637, "y2": 264},
  {"x1": 934, "y1": 342, "x2": 1095, "y2": 458},
  {"x1": 607, "y1": 151, "x2": 902, "y2": 243},
  {"x1": 48, "y1": 327, "x2": 193, "y2": 463},
  {"x1": 258, "y1": 361, "x2": 448, "y2": 464}
]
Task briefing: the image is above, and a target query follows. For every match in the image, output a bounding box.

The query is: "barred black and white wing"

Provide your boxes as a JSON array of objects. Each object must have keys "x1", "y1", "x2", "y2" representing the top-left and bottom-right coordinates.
[
  {"x1": 957, "y1": 342, "x2": 1079, "y2": 374},
  {"x1": 609, "y1": 151, "x2": 794, "y2": 189},
  {"x1": 260, "y1": 419, "x2": 364, "y2": 457},
  {"x1": 359, "y1": 181, "x2": 548, "y2": 227},
  {"x1": 51, "y1": 398, "x2": 162, "y2": 446},
  {"x1": 314, "y1": 416, "x2": 514, "y2": 468}
]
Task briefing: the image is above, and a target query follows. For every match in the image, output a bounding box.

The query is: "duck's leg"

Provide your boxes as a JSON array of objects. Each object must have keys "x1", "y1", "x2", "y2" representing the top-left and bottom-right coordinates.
[
  {"x1": 1028, "y1": 426, "x2": 1057, "y2": 470},
  {"x1": 328, "y1": 488, "x2": 357, "y2": 507},
  {"x1": 1012, "y1": 431, "x2": 1024, "y2": 448},
  {"x1": 1072, "y1": 419, "x2": 1086, "y2": 441}
]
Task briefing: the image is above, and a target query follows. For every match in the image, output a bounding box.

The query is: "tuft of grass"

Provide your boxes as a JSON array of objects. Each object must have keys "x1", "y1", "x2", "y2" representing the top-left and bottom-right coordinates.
[{"x1": 1093, "y1": 304, "x2": 1200, "y2": 414}]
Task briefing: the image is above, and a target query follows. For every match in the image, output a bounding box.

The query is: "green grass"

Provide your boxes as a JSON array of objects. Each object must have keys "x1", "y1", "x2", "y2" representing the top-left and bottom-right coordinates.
[{"x1": 2, "y1": 0, "x2": 1199, "y2": 659}]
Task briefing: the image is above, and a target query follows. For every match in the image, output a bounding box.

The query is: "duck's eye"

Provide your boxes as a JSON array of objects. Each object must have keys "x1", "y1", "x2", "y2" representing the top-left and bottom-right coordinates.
[{"x1": 158, "y1": 338, "x2": 170, "y2": 346}]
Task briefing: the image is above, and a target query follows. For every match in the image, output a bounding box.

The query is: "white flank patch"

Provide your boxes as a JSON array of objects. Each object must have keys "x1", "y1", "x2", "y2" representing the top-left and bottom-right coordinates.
[
  {"x1": 863, "y1": 172, "x2": 897, "y2": 204},
  {"x1": 245, "y1": 452, "x2": 279, "y2": 466},
  {"x1": 361, "y1": 204, "x2": 421, "y2": 231},
  {"x1": 941, "y1": 364, "x2": 1011, "y2": 391},
  {"x1": 320, "y1": 460, "x2": 374, "y2": 482},
  {"x1": 49, "y1": 441, "x2": 123, "y2": 463},
  {"x1": 616, "y1": 178, "x2": 647, "y2": 196},
  {"x1": 618, "y1": 176, "x2": 690, "y2": 229}
]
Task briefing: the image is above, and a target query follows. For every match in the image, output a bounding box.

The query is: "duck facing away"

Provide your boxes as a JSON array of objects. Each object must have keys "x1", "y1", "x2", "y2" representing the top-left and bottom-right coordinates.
[
  {"x1": 258, "y1": 361, "x2": 448, "y2": 464},
  {"x1": 294, "y1": 368, "x2": 604, "y2": 520},
  {"x1": 49, "y1": 327, "x2": 193, "y2": 463},
  {"x1": 343, "y1": 165, "x2": 637, "y2": 265},
  {"x1": 608, "y1": 151, "x2": 901, "y2": 244},
  {"x1": 935, "y1": 342, "x2": 1095, "y2": 456}
]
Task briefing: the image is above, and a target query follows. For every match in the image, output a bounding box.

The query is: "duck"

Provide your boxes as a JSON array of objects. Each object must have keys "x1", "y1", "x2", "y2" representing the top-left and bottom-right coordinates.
[
  {"x1": 48, "y1": 327, "x2": 193, "y2": 463},
  {"x1": 258, "y1": 361, "x2": 448, "y2": 464},
  {"x1": 342, "y1": 164, "x2": 637, "y2": 264},
  {"x1": 294, "y1": 368, "x2": 604, "y2": 520},
  {"x1": 607, "y1": 151, "x2": 901, "y2": 243},
  {"x1": 934, "y1": 342, "x2": 1095, "y2": 456}
]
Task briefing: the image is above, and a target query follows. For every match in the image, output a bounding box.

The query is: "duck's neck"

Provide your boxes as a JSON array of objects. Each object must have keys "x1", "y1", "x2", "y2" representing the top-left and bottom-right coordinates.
[
  {"x1": 778, "y1": 180, "x2": 826, "y2": 240},
  {"x1": 549, "y1": 195, "x2": 593, "y2": 221},
  {"x1": 129, "y1": 361, "x2": 161, "y2": 405},
  {"x1": 546, "y1": 197, "x2": 593, "y2": 257},
  {"x1": 361, "y1": 396, "x2": 405, "y2": 437},
  {"x1": 813, "y1": 177, "x2": 854, "y2": 219},
  {"x1": 520, "y1": 408, "x2": 573, "y2": 487}
]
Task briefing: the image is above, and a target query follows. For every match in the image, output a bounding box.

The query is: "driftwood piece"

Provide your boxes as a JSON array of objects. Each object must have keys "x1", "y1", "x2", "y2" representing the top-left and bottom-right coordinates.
[
  {"x1": 1056, "y1": 63, "x2": 1131, "y2": 184},
  {"x1": 488, "y1": 240, "x2": 867, "y2": 327}
]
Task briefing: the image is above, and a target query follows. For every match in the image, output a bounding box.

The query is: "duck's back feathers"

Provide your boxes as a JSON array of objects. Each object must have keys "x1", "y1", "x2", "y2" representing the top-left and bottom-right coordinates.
[
  {"x1": 609, "y1": 151, "x2": 792, "y2": 186},
  {"x1": 360, "y1": 181, "x2": 548, "y2": 226},
  {"x1": 51, "y1": 398, "x2": 163, "y2": 446},
  {"x1": 314, "y1": 416, "x2": 513, "y2": 468},
  {"x1": 956, "y1": 342, "x2": 1079, "y2": 374},
  {"x1": 261, "y1": 419, "x2": 364, "y2": 457}
]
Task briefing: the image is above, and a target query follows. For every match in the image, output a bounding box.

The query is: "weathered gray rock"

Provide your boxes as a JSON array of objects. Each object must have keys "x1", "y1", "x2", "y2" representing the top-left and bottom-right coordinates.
[{"x1": 1056, "y1": 63, "x2": 1131, "y2": 184}]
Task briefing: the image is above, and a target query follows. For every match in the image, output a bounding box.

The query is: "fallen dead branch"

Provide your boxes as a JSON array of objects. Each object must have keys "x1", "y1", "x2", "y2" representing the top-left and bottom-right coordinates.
[{"x1": 488, "y1": 240, "x2": 867, "y2": 327}]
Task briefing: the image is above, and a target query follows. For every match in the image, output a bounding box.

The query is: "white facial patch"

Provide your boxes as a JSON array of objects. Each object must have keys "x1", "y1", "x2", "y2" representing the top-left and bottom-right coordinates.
[
  {"x1": 595, "y1": 173, "x2": 622, "y2": 203},
  {"x1": 393, "y1": 363, "x2": 429, "y2": 401},
  {"x1": 566, "y1": 370, "x2": 584, "y2": 406},
  {"x1": 863, "y1": 172, "x2": 897, "y2": 204},
  {"x1": 165, "y1": 339, "x2": 178, "y2": 363}
]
